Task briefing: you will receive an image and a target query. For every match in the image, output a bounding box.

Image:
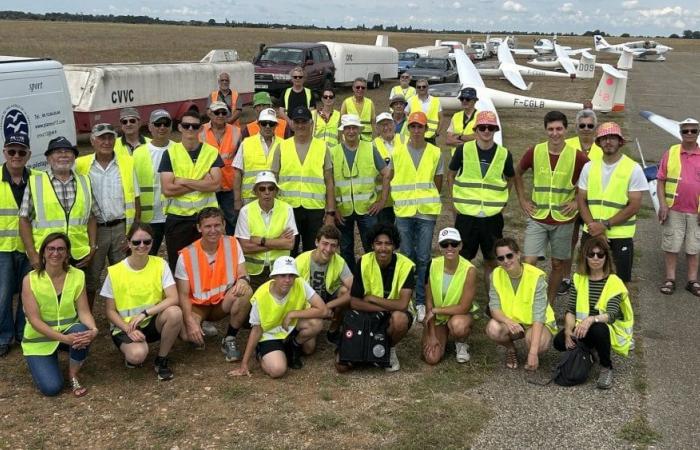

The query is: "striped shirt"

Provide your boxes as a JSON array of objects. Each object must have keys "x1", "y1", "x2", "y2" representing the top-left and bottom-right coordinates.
[{"x1": 567, "y1": 276, "x2": 621, "y2": 323}]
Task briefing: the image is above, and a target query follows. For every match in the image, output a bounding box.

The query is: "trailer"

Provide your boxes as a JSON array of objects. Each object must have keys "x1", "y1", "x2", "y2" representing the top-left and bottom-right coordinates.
[
  {"x1": 406, "y1": 45, "x2": 450, "y2": 59},
  {"x1": 64, "y1": 50, "x2": 254, "y2": 133},
  {"x1": 318, "y1": 36, "x2": 398, "y2": 89}
]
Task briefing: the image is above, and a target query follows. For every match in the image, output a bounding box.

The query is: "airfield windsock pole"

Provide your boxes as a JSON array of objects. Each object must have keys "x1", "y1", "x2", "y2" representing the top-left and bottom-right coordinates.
[{"x1": 635, "y1": 138, "x2": 660, "y2": 216}]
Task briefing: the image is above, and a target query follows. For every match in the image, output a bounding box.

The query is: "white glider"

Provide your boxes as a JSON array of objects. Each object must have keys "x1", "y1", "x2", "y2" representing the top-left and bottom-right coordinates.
[
  {"x1": 511, "y1": 35, "x2": 590, "y2": 57},
  {"x1": 594, "y1": 35, "x2": 672, "y2": 61},
  {"x1": 639, "y1": 110, "x2": 682, "y2": 140}
]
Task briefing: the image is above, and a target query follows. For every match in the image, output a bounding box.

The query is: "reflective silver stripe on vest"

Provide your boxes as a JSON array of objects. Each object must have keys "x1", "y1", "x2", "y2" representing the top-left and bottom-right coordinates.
[
  {"x1": 171, "y1": 196, "x2": 214, "y2": 210},
  {"x1": 453, "y1": 199, "x2": 507, "y2": 207},
  {"x1": 278, "y1": 176, "x2": 325, "y2": 185},
  {"x1": 189, "y1": 239, "x2": 236, "y2": 301},
  {"x1": 453, "y1": 180, "x2": 507, "y2": 191},
  {"x1": 44, "y1": 315, "x2": 78, "y2": 326},
  {"x1": 22, "y1": 336, "x2": 55, "y2": 343},
  {"x1": 141, "y1": 205, "x2": 153, "y2": 211},
  {"x1": 665, "y1": 177, "x2": 679, "y2": 183},
  {"x1": 335, "y1": 177, "x2": 376, "y2": 187},
  {"x1": 0, "y1": 230, "x2": 17, "y2": 237},
  {"x1": 587, "y1": 199, "x2": 628, "y2": 209},
  {"x1": 118, "y1": 304, "x2": 157, "y2": 318},
  {"x1": 576, "y1": 312, "x2": 588, "y2": 320},
  {"x1": 140, "y1": 186, "x2": 155, "y2": 193},
  {"x1": 351, "y1": 193, "x2": 373, "y2": 201},
  {"x1": 0, "y1": 208, "x2": 17, "y2": 216},
  {"x1": 124, "y1": 201, "x2": 135, "y2": 209},
  {"x1": 392, "y1": 182, "x2": 435, "y2": 192},
  {"x1": 533, "y1": 186, "x2": 573, "y2": 194},
  {"x1": 281, "y1": 191, "x2": 325, "y2": 200},
  {"x1": 394, "y1": 196, "x2": 440, "y2": 206},
  {"x1": 245, "y1": 256, "x2": 265, "y2": 264}
]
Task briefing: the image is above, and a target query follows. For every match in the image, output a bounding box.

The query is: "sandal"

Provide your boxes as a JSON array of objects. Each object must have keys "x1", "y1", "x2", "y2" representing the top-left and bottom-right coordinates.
[
  {"x1": 505, "y1": 348, "x2": 518, "y2": 370},
  {"x1": 685, "y1": 280, "x2": 700, "y2": 297},
  {"x1": 659, "y1": 279, "x2": 676, "y2": 295},
  {"x1": 70, "y1": 377, "x2": 88, "y2": 397}
]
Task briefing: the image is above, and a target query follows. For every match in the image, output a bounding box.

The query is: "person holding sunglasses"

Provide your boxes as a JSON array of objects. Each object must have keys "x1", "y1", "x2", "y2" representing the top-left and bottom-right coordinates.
[
  {"x1": 553, "y1": 236, "x2": 634, "y2": 389},
  {"x1": 0, "y1": 133, "x2": 34, "y2": 357},
  {"x1": 407, "y1": 79, "x2": 443, "y2": 145},
  {"x1": 423, "y1": 228, "x2": 477, "y2": 365},
  {"x1": 102, "y1": 222, "x2": 182, "y2": 381},
  {"x1": 114, "y1": 107, "x2": 150, "y2": 158},
  {"x1": 242, "y1": 92, "x2": 290, "y2": 140},
  {"x1": 389, "y1": 73, "x2": 416, "y2": 102},
  {"x1": 486, "y1": 237, "x2": 557, "y2": 371},
  {"x1": 340, "y1": 78, "x2": 375, "y2": 142},
  {"x1": 208, "y1": 72, "x2": 242, "y2": 126},
  {"x1": 312, "y1": 88, "x2": 341, "y2": 148},
  {"x1": 278, "y1": 67, "x2": 314, "y2": 124},
  {"x1": 158, "y1": 110, "x2": 224, "y2": 272},
  {"x1": 445, "y1": 87, "x2": 479, "y2": 155},
  {"x1": 657, "y1": 118, "x2": 700, "y2": 296}
]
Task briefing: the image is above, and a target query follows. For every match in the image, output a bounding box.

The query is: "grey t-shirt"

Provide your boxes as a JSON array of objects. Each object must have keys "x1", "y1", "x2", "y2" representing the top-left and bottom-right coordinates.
[
  {"x1": 341, "y1": 143, "x2": 387, "y2": 172},
  {"x1": 488, "y1": 272, "x2": 548, "y2": 323},
  {"x1": 309, "y1": 257, "x2": 352, "y2": 301}
]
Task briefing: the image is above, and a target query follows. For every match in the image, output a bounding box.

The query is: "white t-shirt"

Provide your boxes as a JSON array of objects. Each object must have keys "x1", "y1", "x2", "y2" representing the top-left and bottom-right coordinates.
[
  {"x1": 146, "y1": 141, "x2": 173, "y2": 223},
  {"x1": 249, "y1": 280, "x2": 316, "y2": 341},
  {"x1": 578, "y1": 158, "x2": 648, "y2": 192},
  {"x1": 416, "y1": 95, "x2": 442, "y2": 113},
  {"x1": 174, "y1": 240, "x2": 246, "y2": 281},
  {"x1": 100, "y1": 258, "x2": 175, "y2": 299}
]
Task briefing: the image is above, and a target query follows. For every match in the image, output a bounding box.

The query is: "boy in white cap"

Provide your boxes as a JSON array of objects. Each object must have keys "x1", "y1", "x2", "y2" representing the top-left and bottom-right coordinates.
[{"x1": 230, "y1": 256, "x2": 328, "y2": 378}]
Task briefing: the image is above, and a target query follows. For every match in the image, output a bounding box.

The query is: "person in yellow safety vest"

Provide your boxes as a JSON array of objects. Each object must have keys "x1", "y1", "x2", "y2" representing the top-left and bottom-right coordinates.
[
  {"x1": 390, "y1": 95, "x2": 409, "y2": 139},
  {"x1": 445, "y1": 87, "x2": 479, "y2": 156},
  {"x1": 208, "y1": 72, "x2": 242, "y2": 125},
  {"x1": 340, "y1": 223, "x2": 415, "y2": 373},
  {"x1": 423, "y1": 228, "x2": 478, "y2": 365},
  {"x1": 0, "y1": 133, "x2": 34, "y2": 356},
  {"x1": 331, "y1": 114, "x2": 391, "y2": 273},
  {"x1": 373, "y1": 112, "x2": 402, "y2": 225},
  {"x1": 114, "y1": 107, "x2": 150, "y2": 158},
  {"x1": 133, "y1": 109, "x2": 174, "y2": 256},
  {"x1": 101, "y1": 222, "x2": 182, "y2": 381},
  {"x1": 294, "y1": 224, "x2": 353, "y2": 345},
  {"x1": 75, "y1": 123, "x2": 141, "y2": 309},
  {"x1": 577, "y1": 122, "x2": 647, "y2": 283},
  {"x1": 340, "y1": 78, "x2": 376, "y2": 142},
  {"x1": 407, "y1": 78, "x2": 444, "y2": 145},
  {"x1": 389, "y1": 73, "x2": 416, "y2": 102},
  {"x1": 235, "y1": 171, "x2": 298, "y2": 290},
  {"x1": 230, "y1": 256, "x2": 328, "y2": 378},
  {"x1": 446, "y1": 111, "x2": 514, "y2": 295},
  {"x1": 485, "y1": 237, "x2": 557, "y2": 371},
  {"x1": 18, "y1": 136, "x2": 98, "y2": 271},
  {"x1": 553, "y1": 236, "x2": 634, "y2": 389},
  {"x1": 657, "y1": 118, "x2": 700, "y2": 296},
  {"x1": 199, "y1": 101, "x2": 242, "y2": 235},
  {"x1": 158, "y1": 110, "x2": 223, "y2": 272},
  {"x1": 277, "y1": 66, "x2": 314, "y2": 124},
  {"x1": 514, "y1": 110, "x2": 589, "y2": 305},
  {"x1": 21, "y1": 233, "x2": 98, "y2": 397},
  {"x1": 312, "y1": 88, "x2": 341, "y2": 148},
  {"x1": 242, "y1": 92, "x2": 291, "y2": 140},
  {"x1": 175, "y1": 207, "x2": 252, "y2": 361},
  {"x1": 391, "y1": 111, "x2": 443, "y2": 324},
  {"x1": 559, "y1": 108, "x2": 604, "y2": 297},
  {"x1": 271, "y1": 106, "x2": 337, "y2": 255}
]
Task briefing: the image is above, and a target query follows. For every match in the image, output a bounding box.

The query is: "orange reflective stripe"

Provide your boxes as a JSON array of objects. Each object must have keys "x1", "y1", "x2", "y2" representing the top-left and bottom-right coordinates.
[{"x1": 181, "y1": 237, "x2": 239, "y2": 305}]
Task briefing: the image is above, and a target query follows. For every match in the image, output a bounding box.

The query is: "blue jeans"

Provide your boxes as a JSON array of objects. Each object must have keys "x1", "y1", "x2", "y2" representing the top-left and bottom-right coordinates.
[
  {"x1": 395, "y1": 217, "x2": 436, "y2": 307},
  {"x1": 0, "y1": 251, "x2": 30, "y2": 344},
  {"x1": 216, "y1": 190, "x2": 238, "y2": 235},
  {"x1": 25, "y1": 323, "x2": 90, "y2": 397},
  {"x1": 338, "y1": 213, "x2": 378, "y2": 273}
]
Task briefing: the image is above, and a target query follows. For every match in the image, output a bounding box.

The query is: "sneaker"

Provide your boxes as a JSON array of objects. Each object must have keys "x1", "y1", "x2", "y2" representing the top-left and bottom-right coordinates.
[
  {"x1": 221, "y1": 336, "x2": 241, "y2": 362},
  {"x1": 154, "y1": 356, "x2": 174, "y2": 381},
  {"x1": 385, "y1": 347, "x2": 400, "y2": 372},
  {"x1": 326, "y1": 328, "x2": 340, "y2": 346},
  {"x1": 455, "y1": 342, "x2": 471, "y2": 363},
  {"x1": 287, "y1": 341, "x2": 304, "y2": 370},
  {"x1": 558, "y1": 279, "x2": 571, "y2": 295},
  {"x1": 416, "y1": 305, "x2": 426, "y2": 323},
  {"x1": 597, "y1": 367, "x2": 613, "y2": 389},
  {"x1": 201, "y1": 321, "x2": 219, "y2": 337}
]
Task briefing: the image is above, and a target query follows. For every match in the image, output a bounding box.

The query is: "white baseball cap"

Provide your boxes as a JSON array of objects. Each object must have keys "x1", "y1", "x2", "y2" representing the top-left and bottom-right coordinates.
[
  {"x1": 270, "y1": 256, "x2": 299, "y2": 277},
  {"x1": 258, "y1": 108, "x2": 278, "y2": 123},
  {"x1": 437, "y1": 227, "x2": 462, "y2": 243},
  {"x1": 339, "y1": 114, "x2": 362, "y2": 131},
  {"x1": 376, "y1": 112, "x2": 394, "y2": 124},
  {"x1": 679, "y1": 118, "x2": 699, "y2": 127},
  {"x1": 209, "y1": 101, "x2": 229, "y2": 112},
  {"x1": 253, "y1": 171, "x2": 278, "y2": 189}
]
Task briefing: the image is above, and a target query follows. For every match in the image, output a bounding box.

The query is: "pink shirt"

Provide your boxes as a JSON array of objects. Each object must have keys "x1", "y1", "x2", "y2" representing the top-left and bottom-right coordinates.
[{"x1": 657, "y1": 144, "x2": 700, "y2": 213}]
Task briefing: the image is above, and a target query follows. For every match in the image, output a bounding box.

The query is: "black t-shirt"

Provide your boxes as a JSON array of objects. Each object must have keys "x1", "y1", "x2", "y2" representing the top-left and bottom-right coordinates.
[
  {"x1": 449, "y1": 142, "x2": 515, "y2": 178},
  {"x1": 351, "y1": 254, "x2": 416, "y2": 299},
  {"x1": 285, "y1": 89, "x2": 315, "y2": 111},
  {"x1": 157, "y1": 143, "x2": 224, "y2": 173}
]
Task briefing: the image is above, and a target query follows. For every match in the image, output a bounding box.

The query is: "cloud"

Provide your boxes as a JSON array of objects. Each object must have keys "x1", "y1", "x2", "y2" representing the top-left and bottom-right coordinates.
[
  {"x1": 453, "y1": 1, "x2": 461, "y2": 7},
  {"x1": 622, "y1": 0, "x2": 638, "y2": 8},
  {"x1": 673, "y1": 19, "x2": 686, "y2": 28},
  {"x1": 558, "y1": 3, "x2": 574, "y2": 12},
  {"x1": 502, "y1": 0, "x2": 526, "y2": 12},
  {"x1": 638, "y1": 6, "x2": 682, "y2": 17}
]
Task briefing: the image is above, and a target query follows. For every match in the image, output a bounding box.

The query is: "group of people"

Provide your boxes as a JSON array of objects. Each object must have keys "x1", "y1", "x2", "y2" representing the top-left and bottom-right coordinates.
[{"x1": 3, "y1": 68, "x2": 695, "y2": 397}]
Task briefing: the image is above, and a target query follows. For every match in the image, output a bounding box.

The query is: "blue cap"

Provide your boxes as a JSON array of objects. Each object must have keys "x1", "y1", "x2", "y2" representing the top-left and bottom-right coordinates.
[
  {"x1": 458, "y1": 87, "x2": 478, "y2": 100},
  {"x1": 289, "y1": 106, "x2": 312, "y2": 121},
  {"x1": 45, "y1": 136, "x2": 78, "y2": 156},
  {"x1": 4, "y1": 133, "x2": 30, "y2": 148}
]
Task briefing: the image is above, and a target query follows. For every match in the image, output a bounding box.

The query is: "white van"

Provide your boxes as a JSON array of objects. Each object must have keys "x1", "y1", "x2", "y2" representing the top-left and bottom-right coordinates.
[
  {"x1": 0, "y1": 57, "x2": 76, "y2": 170},
  {"x1": 319, "y1": 36, "x2": 398, "y2": 88}
]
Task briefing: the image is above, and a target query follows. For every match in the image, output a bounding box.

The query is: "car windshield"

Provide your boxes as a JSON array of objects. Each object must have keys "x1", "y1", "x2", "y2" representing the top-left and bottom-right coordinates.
[
  {"x1": 258, "y1": 47, "x2": 304, "y2": 64},
  {"x1": 471, "y1": 43, "x2": 484, "y2": 49},
  {"x1": 399, "y1": 52, "x2": 418, "y2": 61},
  {"x1": 415, "y1": 58, "x2": 447, "y2": 70}
]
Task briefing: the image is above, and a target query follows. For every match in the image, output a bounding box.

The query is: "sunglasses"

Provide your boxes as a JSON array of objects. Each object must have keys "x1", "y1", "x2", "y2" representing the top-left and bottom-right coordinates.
[
  {"x1": 322, "y1": 95, "x2": 335, "y2": 99},
  {"x1": 354, "y1": 86, "x2": 367, "y2": 90},
  {"x1": 257, "y1": 185, "x2": 276, "y2": 192},
  {"x1": 93, "y1": 123, "x2": 115, "y2": 133},
  {"x1": 439, "y1": 240, "x2": 460, "y2": 249},
  {"x1": 408, "y1": 123, "x2": 425, "y2": 129},
  {"x1": 681, "y1": 129, "x2": 699, "y2": 135},
  {"x1": 292, "y1": 75, "x2": 304, "y2": 79},
  {"x1": 5, "y1": 149, "x2": 28, "y2": 157},
  {"x1": 578, "y1": 123, "x2": 596, "y2": 129},
  {"x1": 46, "y1": 246, "x2": 67, "y2": 254},
  {"x1": 130, "y1": 239, "x2": 153, "y2": 246},
  {"x1": 416, "y1": 85, "x2": 428, "y2": 90},
  {"x1": 259, "y1": 121, "x2": 277, "y2": 128},
  {"x1": 120, "y1": 118, "x2": 138, "y2": 125},
  {"x1": 153, "y1": 120, "x2": 172, "y2": 128},
  {"x1": 476, "y1": 125, "x2": 498, "y2": 132},
  {"x1": 213, "y1": 110, "x2": 228, "y2": 116},
  {"x1": 219, "y1": 79, "x2": 230, "y2": 82},
  {"x1": 180, "y1": 122, "x2": 201, "y2": 130},
  {"x1": 587, "y1": 251, "x2": 606, "y2": 259},
  {"x1": 460, "y1": 97, "x2": 475, "y2": 102},
  {"x1": 496, "y1": 252, "x2": 515, "y2": 262}
]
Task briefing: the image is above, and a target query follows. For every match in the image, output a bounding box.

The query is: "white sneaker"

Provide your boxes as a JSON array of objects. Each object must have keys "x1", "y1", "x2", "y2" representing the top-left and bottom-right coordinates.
[
  {"x1": 385, "y1": 347, "x2": 400, "y2": 372},
  {"x1": 455, "y1": 342, "x2": 471, "y2": 363},
  {"x1": 201, "y1": 321, "x2": 218, "y2": 337},
  {"x1": 416, "y1": 305, "x2": 426, "y2": 323}
]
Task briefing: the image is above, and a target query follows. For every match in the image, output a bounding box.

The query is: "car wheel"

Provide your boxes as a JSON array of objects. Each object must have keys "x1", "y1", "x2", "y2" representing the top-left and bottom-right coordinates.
[{"x1": 371, "y1": 74, "x2": 382, "y2": 89}]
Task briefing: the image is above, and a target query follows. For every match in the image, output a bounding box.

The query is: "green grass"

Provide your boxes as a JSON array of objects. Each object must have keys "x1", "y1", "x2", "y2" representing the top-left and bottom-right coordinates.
[
  {"x1": 618, "y1": 415, "x2": 661, "y2": 446},
  {"x1": 308, "y1": 412, "x2": 345, "y2": 430}
]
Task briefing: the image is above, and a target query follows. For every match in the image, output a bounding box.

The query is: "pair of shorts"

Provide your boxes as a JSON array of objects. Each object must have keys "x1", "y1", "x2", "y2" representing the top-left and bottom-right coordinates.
[
  {"x1": 523, "y1": 218, "x2": 575, "y2": 260},
  {"x1": 111, "y1": 316, "x2": 161, "y2": 347},
  {"x1": 255, "y1": 329, "x2": 299, "y2": 359},
  {"x1": 454, "y1": 213, "x2": 504, "y2": 261},
  {"x1": 662, "y1": 209, "x2": 700, "y2": 254}
]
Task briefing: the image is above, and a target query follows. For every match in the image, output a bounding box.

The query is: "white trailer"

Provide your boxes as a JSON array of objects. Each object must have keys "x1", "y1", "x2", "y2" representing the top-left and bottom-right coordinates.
[
  {"x1": 406, "y1": 45, "x2": 450, "y2": 59},
  {"x1": 0, "y1": 57, "x2": 76, "y2": 169},
  {"x1": 319, "y1": 36, "x2": 398, "y2": 88},
  {"x1": 64, "y1": 50, "x2": 254, "y2": 132}
]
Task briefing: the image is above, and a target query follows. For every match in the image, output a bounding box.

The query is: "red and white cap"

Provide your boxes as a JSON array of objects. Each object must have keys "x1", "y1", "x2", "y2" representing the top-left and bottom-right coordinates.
[
  {"x1": 474, "y1": 111, "x2": 499, "y2": 129},
  {"x1": 595, "y1": 122, "x2": 625, "y2": 144}
]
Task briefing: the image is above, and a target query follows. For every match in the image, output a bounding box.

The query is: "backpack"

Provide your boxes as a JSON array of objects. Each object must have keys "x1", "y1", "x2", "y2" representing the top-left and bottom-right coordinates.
[
  {"x1": 338, "y1": 310, "x2": 390, "y2": 367},
  {"x1": 552, "y1": 341, "x2": 594, "y2": 386}
]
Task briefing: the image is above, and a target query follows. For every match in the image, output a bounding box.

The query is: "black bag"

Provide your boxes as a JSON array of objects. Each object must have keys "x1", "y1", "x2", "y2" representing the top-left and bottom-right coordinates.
[
  {"x1": 338, "y1": 310, "x2": 390, "y2": 367},
  {"x1": 552, "y1": 341, "x2": 594, "y2": 386}
]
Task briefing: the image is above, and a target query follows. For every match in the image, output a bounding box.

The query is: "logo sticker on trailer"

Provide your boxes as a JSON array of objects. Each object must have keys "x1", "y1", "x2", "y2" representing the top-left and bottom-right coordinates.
[{"x1": 1, "y1": 104, "x2": 30, "y2": 140}]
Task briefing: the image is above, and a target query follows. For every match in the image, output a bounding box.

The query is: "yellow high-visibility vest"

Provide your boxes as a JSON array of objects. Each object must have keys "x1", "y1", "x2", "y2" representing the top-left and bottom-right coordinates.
[
  {"x1": 277, "y1": 137, "x2": 327, "y2": 209},
  {"x1": 360, "y1": 252, "x2": 415, "y2": 300},
  {"x1": 390, "y1": 141, "x2": 442, "y2": 217},
  {"x1": 584, "y1": 155, "x2": 638, "y2": 238},
  {"x1": 312, "y1": 110, "x2": 341, "y2": 147},
  {"x1": 240, "y1": 135, "x2": 280, "y2": 203},
  {"x1": 408, "y1": 96, "x2": 440, "y2": 139},
  {"x1": 244, "y1": 199, "x2": 292, "y2": 275},
  {"x1": 390, "y1": 85, "x2": 416, "y2": 101},
  {"x1": 429, "y1": 256, "x2": 478, "y2": 325},
  {"x1": 295, "y1": 250, "x2": 345, "y2": 294},
  {"x1": 342, "y1": 97, "x2": 374, "y2": 141},
  {"x1": 452, "y1": 141, "x2": 509, "y2": 217},
  {"x1": 114, "y1": 136, "x2": 150, "y2": 158},
  {"x1": 132, "y1": 142, "x2": 172, "y2": 223},
  {"x1": 447, "y1": 109, "x2": 478, "y2": 155},
  {"x1": 330, "y1": 141, "x2": 379, "y2": 216},
  {"x1": 565, "y1": 136, "x2": 602, "y2": 161},
  {"x1": 164, "y1": 142, "x2": 219, "y2": 216},
  {"x1": 284, "y1": 87, "x2": 312, "y2": 110},
  {"x1": 663, "y1": 144, "x2": 683, "y2": 208},
  {"x1": 0, "y1": 166, "x2": 37, "y2": 252},
  {"x1": 531, "y1": 142, "x2": 577, "y2": 222},
  {"x1": 252, "y1": 278, "x2": 308, "y2": 341}
]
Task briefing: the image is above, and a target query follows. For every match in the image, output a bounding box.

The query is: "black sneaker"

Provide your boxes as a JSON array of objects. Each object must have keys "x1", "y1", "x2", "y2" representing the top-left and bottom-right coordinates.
[
  {"x1": 558, "y1": 279, "x2": 571, "y2": 296},
  {"x1": 326, "y1": 329, "x2": 340, "y2": 346},
  {"x1": 154, "y1": 356, "x2": 174, "y2": 381},
  {"x1": 286, "y1": 341, "x2": 304, "y2": 370}
]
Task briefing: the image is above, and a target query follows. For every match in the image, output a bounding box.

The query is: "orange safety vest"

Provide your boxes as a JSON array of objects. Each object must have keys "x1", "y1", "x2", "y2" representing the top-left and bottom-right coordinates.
[
  {"x1": 199, "y1": 123, "x2": 241, "y2": 191},
  {"x1": 180, "y1": 236, "x2": 240, "y2": 305},
  {"x1": 246, "y1": 119, "x2": 288, "y2": 139},
  {"x1": 210, "y1": 90, "x2": 239, "y2": 112}
]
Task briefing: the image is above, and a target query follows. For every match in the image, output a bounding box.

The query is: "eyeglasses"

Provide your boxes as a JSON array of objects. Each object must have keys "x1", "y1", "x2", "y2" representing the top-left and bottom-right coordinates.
[
  {"x1": 416, "y1": 85, "x2": 428, "y2": 90},
  {"x1": 153, "y1": 120, "x2": 171, "y2": 128},
  {"x1": 180, "y1": 122, "x2": 201, "y2": 130},
  {"x1": 586, "y1": 251, "x2": 606, "y2": 259},
  {"x1": 257, "y1": 185, "x2": 277, "y2": 193},
  {"x1": 259, "y1": 121, "x2": 277, "y2": 128},
  {"x1": 578, "y1": 123, "x2": 595, "y2": 129},
  {"x1": 681, "y1": 129, "x2": 699, "y2": 135},
  {"x1": 400, "y1": 75, "x2": 410, "y2": 79},
  {"x1": 130, "y1": 239, "x2": 153, "y2": 247},
  {"x1": 292, "y1": 75, "x2": 304, "y2": 79},
  {"x1": 5, "y1": 149, "x2": 28, "y2": 157},
  {"x1": 439, "y1": 241, "x2": 460, "y2": 249},
  {"x1": 46, "y1": 246, "x2": 67, "y2": 254},
  {"x1": 120, "y1": 118, "x2": 138, "y2": 125},
  {"x1": 354, "y1": 85, "x2": 367, "y2": 90},
  {"x1": 212, "y1": 110, "x2": 228, "y2": 116},
  {"x1": 496, "y1": 252, "x2": 515, "y2": 262},
  {"x1": 322, "y1": 95, "x2": 335, "y2": 99},
  {"x1": 476, "y1": 125, "x2": 498, "y2": 132},
  {"x1": 219, "y1": 79, "x2": 230, "y2": 82}
]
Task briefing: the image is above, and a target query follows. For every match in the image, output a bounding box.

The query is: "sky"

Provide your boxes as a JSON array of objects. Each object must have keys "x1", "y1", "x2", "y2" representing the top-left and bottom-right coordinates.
[{"x1": 5, "y1": 0, "x2": 699, "y2": 36}]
